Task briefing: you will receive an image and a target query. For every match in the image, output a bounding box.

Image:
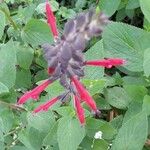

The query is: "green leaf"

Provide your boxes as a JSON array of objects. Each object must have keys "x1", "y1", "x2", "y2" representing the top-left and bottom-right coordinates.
[
  {"x1": 142, "y1": 95, "x2": 150, "y2": 116},
  {"x1": 21, "y1": 19, "x2": 53, "y2": 47},
  {"x1": 0, "y1": 108, "x2": 14, "y2": 134},
  {"x1": 27, "y1": 111, "x2": 55, "y2": 132},
  {"x1": 43, "y1": 122, "x2": 58, "y2": 146},
  {"x1": 92, "y1": 139, "x2": 109, "y2": 150},
  {"x1": 85, "y1": 40, "x2": 104, "y2": 79},
  {"x1": 82, "y1": 79, "x2": 105, "y2": 95},
  {"x1": 111, "y1": 112, "x2": 148, "y2": 150},
  {"x1": 99, "y1": 0, "x2": 121, "y2": 17},
  {"x1": 143, "y1": 48, "x2": 150, "y2": 77},
  {"x1": 86, "y1": 118, "x2": 105, "y2": 137},
  {"x1": 106, "y1": 87, "x2": 132, "y2": 109},
  {"x1": 0, "y1": 40, "x2": 17, "y2": 88},
  {"x1": 140, "y1": 0, "x2": 150, "y2": 22},
  {"x1": 17, "y1": 46, "x2": 34, "y2": 69},
  {"x1": 102, "y1": 22, "x2": 150, "y2": 72},
  {"x1": 0, "y1": 10, "x2": 5, "y2": 39},
  {"x1": 0, "y1": 82, "x2": 9, "y2": 97},
  {"x1": 57, "y1": 117, "x2": 85, "y2": 150},
  {"x1": 126, "y1": 0, "x2": 140, "y2": 9},
  {"x1": 15, "y1": 69, "x2": 31, "y2": 88},
  {"x1": 18, "y1": 127, "x2": 44, "y2": 150}
]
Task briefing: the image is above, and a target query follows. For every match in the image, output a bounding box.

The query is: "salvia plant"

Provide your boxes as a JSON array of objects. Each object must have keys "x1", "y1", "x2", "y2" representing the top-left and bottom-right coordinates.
[{"x1": 17, "y1": 1, "x2": 125, "y2": 125}]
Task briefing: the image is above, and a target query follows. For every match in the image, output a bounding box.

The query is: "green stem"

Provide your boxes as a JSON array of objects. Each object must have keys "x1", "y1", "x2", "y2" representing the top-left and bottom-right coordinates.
[{"x1": 0, "y1": 100, "x2": 27, "y2": 112}]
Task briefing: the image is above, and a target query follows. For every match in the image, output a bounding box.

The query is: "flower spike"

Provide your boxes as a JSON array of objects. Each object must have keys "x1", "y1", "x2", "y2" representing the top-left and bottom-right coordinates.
[
  {"x1": 74, "y1": 95, "x2": 85, "y2": 125},
  {"x1": 18, "y1": 79, "x2": 52, "y2": 105},
  {"x1": 46, "y1": 0, "x2": 58, "y2": 37},
  {"x1": 85, "y1": 58, "x2": 126, "y2": 68},
  {"x1": 33, "y1": 97, "x2": 59, "y2": 113},
  {"x1": 71, "y1": 76, "x2": 98, "y2": 112}
]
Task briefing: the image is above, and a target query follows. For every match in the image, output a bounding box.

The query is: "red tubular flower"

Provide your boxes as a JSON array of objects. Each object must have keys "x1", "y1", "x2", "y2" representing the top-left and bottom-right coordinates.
[
  {"x1": 18, "y1": 79, "x2": 52, "y2": 105},
  {"x1": 33, "y1": 97, "x2": 59, "y2": 113},
  {"x1": 71, "y1": 76, "x2": 98, "y2": 112},
  {"x1": 46, "y1": 0, "x2": 58, "y2": 37},
  {"x1": 74, "y1": 95, "x2": 85, "y2": 125},
  {"x1": 85, "y1": 58, "x2": 126, "y2": 68}
]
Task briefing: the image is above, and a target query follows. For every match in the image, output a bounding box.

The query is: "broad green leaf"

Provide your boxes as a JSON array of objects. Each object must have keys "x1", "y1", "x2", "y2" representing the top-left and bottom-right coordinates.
[
  {"x1": 17, "y1": 46, "x2": 34, "y2": 69},
  {"x1": 15, "y1": 69, "x2": 32, "y2": 88},
  {"x1": 21, "y1": 19, "x2": 53, "y2": 47},
  {"x1": 111, "y1": 112, "x2": 148, "y2": 150},
  {"x1": 27, "y1": 111, "x2": 55, "y2": 132},
  {"x1": 43, "y1": 122, "x2": 58, "y2": 146},
  {"x1": 57, "y1": 117, "x2": 85, "y2": 150},
  {"x1": 99, "y1": 122, "x2": 117, "y2": 140},
  {"x1": 142, "y1": 95, "x2": 150, "y2": 116},
  {"x1": 82, "y1": 79, "x2": 105, "y2": 95},
  {"x1": 124, "y1": 85, "x2": 147, "y2": 102},
  {"x1": 140, "y1": 0, "x2": 150, "y2": 22},
  {"x1": 85, "y1": 40, "x2": 104, "y2": 79},
  {"x1": 86, "y1": 118, "x2": 105, "y2": 137},
  {"x1": 143, "y1": 48, "x2": 150, "y2": 77},
  {"x1": 0, "y1": 108, "x2": 14, "y2": 134},
  {"x1": 106, "y1": 87, "x2": 132, "y2": 109},
  {"x1": 0, "y1": 82, "x2": 9, "y2": 97},
  {"x1": 126, "y1": 0, "x2": 140, "y2": 9},
  {"x1": 0, "y1": 10, "x2": 5, "y2": 39},
  {"x1": 18, "y1": 127, "x2": 44, "y2": 150},
  {"x1": 0, "y1": 41, "x2": 17, "y2": 88},
  {"x1": 99, "y1": 0, "x2": 121, "y2": 17},
  {"x1": 92, "y1": 139, "x2": 109, "y2": 150},
  {"x1": 102, "y1": 22, "x2": 150, "y2": 72}
]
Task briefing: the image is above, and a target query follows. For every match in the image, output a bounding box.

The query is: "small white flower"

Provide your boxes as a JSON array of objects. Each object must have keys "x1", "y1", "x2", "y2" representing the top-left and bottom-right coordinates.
[{"x1": 94, "y1": 131, "x2": 103, "y2": 139}]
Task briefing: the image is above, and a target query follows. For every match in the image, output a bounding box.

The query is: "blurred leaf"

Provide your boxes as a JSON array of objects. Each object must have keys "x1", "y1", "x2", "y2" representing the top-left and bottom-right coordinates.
[
  {"x1": 111, "y1": 112, "x2": 148, "y2": 150},
  {"x1": 17, "y1": 46, "x2": 34, "y2": 69},
  {"x1": 82, "y1": 79, "x2": 105, "y2": 95},
  {"x1": 0, "y1": 108, "x2": 14, "y2": 134},
  {"x1": 99, "y1": 0, "x2": 121, "y2": 17},
  {"x1": 27, "y1": 111, "x2": 55, "y2": 132},
  {"x1": 15, "y1": 69, "x2": 31, "y2": 88},
  {"x1": 18, "y1": 127, "x2": 44, "y2": 150},
  {"x1": 86, "y1": 118, "x2": 105, "y2": 137},
  {"x1": 0, "y1": 10, "x2": 5, "y2": 39},
  {"x1": 126, "y1": 0, "x2": 140, "y2": 9},
  {"x1": 140, "y1": 0, "x2": 150, "y2": 23},
  {"x1": 0, "y1": 40, "x2": 16, "y2": 89},
  {"x1": 21, "y1": 19, "x2": 53, "y2": 47},
  {"x1": 57, "y1": 117, "x2": 85, "y2": 150},
  {"x1": 142, "y1": 95, "x2": 150, "y2": 116},
  {"x1": 92, "y1": 139, "x2": 109, "y2": 150},
  {"x1": 143, "y1": 48, "x2": 150, "y2": 77},
  {"x1": 0, "y1": 82, "x2": 9, "y2": 97},
  {"x1": 106, "y1": 87, "x2": 132, "y2": 109},
  {"x1": 103, "y1": 22, "x2": 150, "y2": 72},
  {"x1": 43, "y1": 122, "x2": 58, "y2": 146}
]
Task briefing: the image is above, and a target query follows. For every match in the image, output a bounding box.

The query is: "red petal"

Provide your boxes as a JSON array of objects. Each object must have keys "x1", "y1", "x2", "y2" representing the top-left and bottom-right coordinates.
[
  {"x1": 18, "y1": 79, "x2": 52, "y2": 105},
  {"x1": 71, "y1": 76, "x2": 97, "y2": 112},
  {"x1": 85, "y1": 58, "x2": 126, "y2": 68},
  {"x1": 46, "y1": 0, "x2": 58, "y2": 37},
  {"x1": 33, "y1": 97, "x2": 58, "y2": 113},
  {"x1": 74, "y1": 95, "x2": 85, "y2": 125}
]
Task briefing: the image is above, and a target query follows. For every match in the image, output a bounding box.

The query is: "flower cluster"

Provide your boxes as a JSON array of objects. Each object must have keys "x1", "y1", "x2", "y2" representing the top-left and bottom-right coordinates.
[{"x1": 17, "y1": 1, "x2": 125, "y2": 125}]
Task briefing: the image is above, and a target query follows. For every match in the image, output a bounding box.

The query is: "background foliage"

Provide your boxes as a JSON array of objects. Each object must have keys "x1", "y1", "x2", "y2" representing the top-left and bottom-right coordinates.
[{"x1": 1, "y1": 0, "x2": 150, "y2": 150}]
